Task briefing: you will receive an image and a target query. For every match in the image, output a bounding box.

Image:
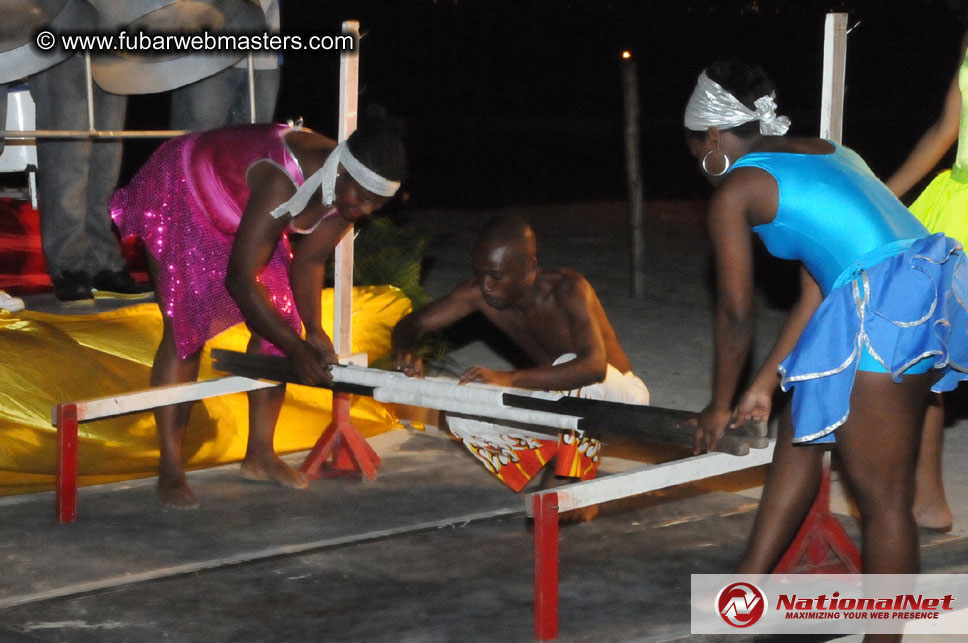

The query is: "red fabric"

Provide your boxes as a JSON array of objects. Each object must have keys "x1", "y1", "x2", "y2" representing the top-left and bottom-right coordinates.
[
  {"x1": 0, "y1": 198, "x2": 149, "y2": 293},
  {"x1": 0, "y1": 199, "x2": 47, "y2": 292}
]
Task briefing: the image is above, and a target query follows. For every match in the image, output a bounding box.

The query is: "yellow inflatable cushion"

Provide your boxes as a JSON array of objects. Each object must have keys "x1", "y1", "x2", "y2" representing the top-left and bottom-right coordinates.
[{"x1": 0, "y1": 285, "x2": 412, "y2": 495}]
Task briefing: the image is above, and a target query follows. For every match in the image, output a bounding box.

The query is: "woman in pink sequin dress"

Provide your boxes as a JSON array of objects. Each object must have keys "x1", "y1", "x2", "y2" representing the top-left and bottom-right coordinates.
[{"x1": 111, "y1": 117, "x2": 406, "y2": 508}]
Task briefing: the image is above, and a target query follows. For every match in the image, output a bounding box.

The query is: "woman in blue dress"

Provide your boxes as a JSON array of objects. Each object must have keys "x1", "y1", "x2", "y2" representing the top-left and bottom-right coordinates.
[{"x1": 683, "y1": 60, "x2": 968, "y2": 606}]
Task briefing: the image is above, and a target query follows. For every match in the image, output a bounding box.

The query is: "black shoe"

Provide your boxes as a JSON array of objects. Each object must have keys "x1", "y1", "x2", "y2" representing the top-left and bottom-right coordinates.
[
  {"x1": 52, "y1": 270, "x2": 94, "y2": 304},
  {"x1": 91, "y1": 269, "x2": 154, "y2": 300}
]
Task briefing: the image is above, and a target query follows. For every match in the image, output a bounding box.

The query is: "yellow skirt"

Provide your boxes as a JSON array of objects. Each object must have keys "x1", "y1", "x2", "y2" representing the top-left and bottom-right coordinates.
[{"x1": 909, "y1": 166, "x2": 968, "y2": 243}]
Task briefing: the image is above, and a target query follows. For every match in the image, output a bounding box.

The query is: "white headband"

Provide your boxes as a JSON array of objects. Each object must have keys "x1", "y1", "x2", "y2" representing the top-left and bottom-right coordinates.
[
  {"x1": 270, "y1": 141, "x2": 401, "y2": 220},
  {"x1": 684, "y1": 70, "x2": 791, "y2": 136}
]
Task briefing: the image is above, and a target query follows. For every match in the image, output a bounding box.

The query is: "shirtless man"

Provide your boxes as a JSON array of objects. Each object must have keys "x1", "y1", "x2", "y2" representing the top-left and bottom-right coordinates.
[{"x1": 392, "y1": 215, "x2": 649, "y2": 497}]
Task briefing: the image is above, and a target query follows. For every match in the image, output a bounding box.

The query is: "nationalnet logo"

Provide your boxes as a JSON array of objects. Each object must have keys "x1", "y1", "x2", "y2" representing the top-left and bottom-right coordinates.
[
  {"x1": 775, "y1": 590, "x2": 955, "y2": 622},
  {"x1": 716, "y1": 582, "x2": 767, "y2": 627},
  {"x1": 692, "y1": 574, "x2": 968, "y2": 635}
]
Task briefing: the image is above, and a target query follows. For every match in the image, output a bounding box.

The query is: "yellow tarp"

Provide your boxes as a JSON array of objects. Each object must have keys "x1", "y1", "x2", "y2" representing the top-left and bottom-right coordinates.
[{"x1": 0, "y1": 285, "x2": 412, "y2": 495}]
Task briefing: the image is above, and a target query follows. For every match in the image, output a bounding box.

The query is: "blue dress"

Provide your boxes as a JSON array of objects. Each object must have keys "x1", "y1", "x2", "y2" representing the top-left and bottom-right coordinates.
[{"x1": 730, "y1": 143, "x2": 968, "y2": 443}]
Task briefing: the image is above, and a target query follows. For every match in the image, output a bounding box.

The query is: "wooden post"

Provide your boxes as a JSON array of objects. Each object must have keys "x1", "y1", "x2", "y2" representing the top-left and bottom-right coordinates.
[
  {"x1": 774, "y1": 12, "x2": 860, "y2": 573},
  {"x1": 334, "y1": 20, "x2": 360, "y2": 357},
  {"x1": 820, "y1": 13, "x2": 847, "y2": 143},
  {"x1": 300, "y1": 20, "x2": 380, "y2": 481},
  {"x1": 818, "y1": 13, "x2": 847, "y2": 499},
  {"x1": 621, "y1": 52, "x2": 646, "y2": 297}
]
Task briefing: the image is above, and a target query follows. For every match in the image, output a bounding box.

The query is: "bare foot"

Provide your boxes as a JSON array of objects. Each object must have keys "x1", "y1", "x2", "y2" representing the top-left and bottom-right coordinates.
[
  {"x1": 240, "y1": 454, "x2": 309, "y2": 489},
  {"x1": 158, "y1": 474, "x2": 199, "y2": 509},
  {"x1": 914, "y1": 502, "x2": 953, "y2": 533}
]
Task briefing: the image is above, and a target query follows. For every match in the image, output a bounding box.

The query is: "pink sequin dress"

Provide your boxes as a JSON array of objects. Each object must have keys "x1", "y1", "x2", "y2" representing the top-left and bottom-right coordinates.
[{"x1": 111, "y1": 124, "x2": 306, "y2": 359}]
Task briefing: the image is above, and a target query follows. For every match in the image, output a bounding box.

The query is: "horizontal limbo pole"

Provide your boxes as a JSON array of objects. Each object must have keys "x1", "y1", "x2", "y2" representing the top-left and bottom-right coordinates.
[
  {"x1": 526, "y1": 441, "x2": 776, "y2": 514},
  {"x1": 211, "y1": 350, "x2": 582, "y2": 431},
  {"x1": 51, "y1": 376, "x2": 278, "y2": 424},
  {"x1": 0, "y1": 129, "x2": 191, "y2": 139},
  {"x1": 210, "y1": 350, "x2": 765, "y2": 456}
]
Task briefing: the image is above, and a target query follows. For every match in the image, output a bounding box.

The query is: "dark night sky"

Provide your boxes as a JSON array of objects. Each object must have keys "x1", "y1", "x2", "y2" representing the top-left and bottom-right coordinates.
[{"x1": 129, "y1": 1, "x2": 968, "y2": 208}]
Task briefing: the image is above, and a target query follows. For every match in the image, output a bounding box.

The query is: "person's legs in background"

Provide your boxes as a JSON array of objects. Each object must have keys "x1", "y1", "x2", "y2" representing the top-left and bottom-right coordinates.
[
  {"x1": 228, "y1": 67, "x2": 280, "y2": 125},
  {"x1": 913, "y1": 393, "x2": 952, "y2": 531},
  {"x1": 169, "y1": 70, "x2": 240, "y2": 131},
  {"x1": 86, "y1": 81, "x2": 150, "y2": 297},
  {"x1": 30, "y1": 56, "x2": 147, "y2": 302},
  {"x1": 32, "y1": 57, "x2": 99, "y2": 302}
]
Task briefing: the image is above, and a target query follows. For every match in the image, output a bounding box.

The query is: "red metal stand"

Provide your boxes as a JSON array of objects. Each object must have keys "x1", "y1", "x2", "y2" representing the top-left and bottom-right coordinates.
[
  {"x1": 773, "y1": 457, "x2": 861, "y2": 573},
  {"x1": 55, "y1": 403, "x2": 78, "y2": 524},
  {"x1": 299, "y1": 391, "x2": 381, "y2": 481},
  {"x1": 533, "y1": 492, "x2": 560, "y2": 641},
  {"x1": 531, "y1": 456, "x2": 860, "y2": 640}
]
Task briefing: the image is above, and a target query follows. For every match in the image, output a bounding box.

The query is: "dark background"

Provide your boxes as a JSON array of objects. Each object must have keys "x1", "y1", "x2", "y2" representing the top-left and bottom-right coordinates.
[{"x1": 127, "y1": 0, "x2": 968, "y2": 209}]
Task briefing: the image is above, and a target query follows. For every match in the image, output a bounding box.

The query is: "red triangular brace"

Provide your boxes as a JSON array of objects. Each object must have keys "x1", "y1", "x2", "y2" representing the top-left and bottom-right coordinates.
[
  {"x1": 300, "y1": 391, "x2": 381, "y2": 481},
  {"x1": 773, "y1": 457, "x2": 860, "y2": 573}
]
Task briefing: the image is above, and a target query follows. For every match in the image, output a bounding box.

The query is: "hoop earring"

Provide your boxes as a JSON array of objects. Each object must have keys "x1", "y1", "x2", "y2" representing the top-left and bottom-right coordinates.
[{"x1": 702, "y1": 149, "x2": 731, "y2": 177}]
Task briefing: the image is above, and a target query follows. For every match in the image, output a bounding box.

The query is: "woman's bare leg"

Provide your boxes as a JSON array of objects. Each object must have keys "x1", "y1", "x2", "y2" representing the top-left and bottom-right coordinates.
[
  {"x1": 152, "y1": 323, "x2": 202, "y2": 508},
  {"x1": 913, "y1": 392, "x2": 952, "y2": 531},
  {"x1": 835, "y1": 370, "x2": 932, "y2": 643},
  {"x1": 146, "y1": 253, "x2": 203, "y2": 508},
  {"x1": 238, "y1": 332, "x2": 309, "y2": 489},
  {"x1": 737, "y1": 403, "x2": 825, "y2": 573}
]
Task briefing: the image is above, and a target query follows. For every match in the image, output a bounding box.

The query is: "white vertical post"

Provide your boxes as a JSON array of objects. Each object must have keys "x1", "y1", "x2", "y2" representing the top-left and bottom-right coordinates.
[
  {"x1": 246, "y1": 53, "x2": 257, "y2": 124},
  {"x1": 84, "y1": 51, "x2": 95, "y2": 132},
  {"x1": 820, "y1": 13, "x2": 848, "y2": 143},
  {"x1": 334, "y1": 20, "x2": 360, "y2": 357},
  {"x1": 819, "y1": 11, "x2": 848, "y2": 492}
]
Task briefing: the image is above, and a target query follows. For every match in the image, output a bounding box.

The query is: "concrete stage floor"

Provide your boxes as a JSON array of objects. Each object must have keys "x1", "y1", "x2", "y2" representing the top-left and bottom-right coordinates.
[{"x1": 3, "y1": 201, "x2": 968, "y2": 642}]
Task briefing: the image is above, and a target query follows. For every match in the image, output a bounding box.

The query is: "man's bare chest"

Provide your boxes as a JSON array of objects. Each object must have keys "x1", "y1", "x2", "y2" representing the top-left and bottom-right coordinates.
[{"x1": 487, "y1": 308, "x2": 573, "y2": 361}]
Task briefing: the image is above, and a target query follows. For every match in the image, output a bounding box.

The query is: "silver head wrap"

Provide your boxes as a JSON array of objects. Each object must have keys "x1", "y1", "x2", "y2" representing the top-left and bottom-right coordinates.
[
  {"x1": 684, "y1": 70, "x2": 791, "y2": 136},
  {"x1": 270, "y1": 141, "x2": 401, "y2": 220}
]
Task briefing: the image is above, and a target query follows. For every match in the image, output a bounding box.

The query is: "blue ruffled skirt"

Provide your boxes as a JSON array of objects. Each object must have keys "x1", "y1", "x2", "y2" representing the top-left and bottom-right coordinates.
[{"x1": 780, "y1": 233, "x2": 968, "y2": 443}]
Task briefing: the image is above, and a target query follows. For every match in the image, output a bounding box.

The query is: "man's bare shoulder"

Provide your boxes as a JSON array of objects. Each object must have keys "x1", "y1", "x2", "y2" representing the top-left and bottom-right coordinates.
[
  {"x1": 540, "y1": 268, "x2": 594, "y2": 301},
  {"x1": 443, "y1": 275, "x2": 487, "y2": 307}
]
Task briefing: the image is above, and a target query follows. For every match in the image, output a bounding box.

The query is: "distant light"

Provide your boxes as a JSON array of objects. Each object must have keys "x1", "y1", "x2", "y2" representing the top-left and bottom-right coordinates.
[{"x1": 622, "y1": 51, "x2": 632, "y2": 60}]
